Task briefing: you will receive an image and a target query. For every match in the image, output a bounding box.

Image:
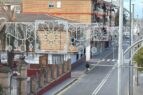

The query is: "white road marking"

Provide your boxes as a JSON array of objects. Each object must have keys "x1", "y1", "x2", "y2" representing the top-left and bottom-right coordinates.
[
  {"x1": 112, "y1": 59, "x2": 116, "y2": 62},
  {"x1": 92, "y1": 64, "x2": 117, "y2": 95},
  {"x1": 107, "y1": 59, "x2": 110, "y2": 62},
  {"x1": 101, "y1": 59, "x2": 105, "y2": 61},
  {"x1": 99, "y1": 59, "x2": 118, "y2": 62}
]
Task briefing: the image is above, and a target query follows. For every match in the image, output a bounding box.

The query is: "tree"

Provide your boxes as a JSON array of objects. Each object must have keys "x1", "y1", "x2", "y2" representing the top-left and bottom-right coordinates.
[
  {"x1": 133, "y1": 47, "x2": 143, "y2": 85},
  {"x1": 114, "y1": 10, "x2": 119, "y2": 26},
  {"x1": 0, "y1": 4, "x2": 17, "y2": 67},
  {"x1": 123, "y1": 13, "x2": 127, "y2": 26},
  {"x1": 0, "y1": 4, "x2": 16, "y2": 22},
  {"x1": 134, "y1": 48, "x2": 143, "y2": 71},
  {"x1": 115, "y1": 10, "x2": 127, "y2": 26},
  {"x1": 102, "y1": 3, "x2": 107, "y2": 25},
  {"x1": 0, "y1": 84, "x2": 3, "y2": 95}
]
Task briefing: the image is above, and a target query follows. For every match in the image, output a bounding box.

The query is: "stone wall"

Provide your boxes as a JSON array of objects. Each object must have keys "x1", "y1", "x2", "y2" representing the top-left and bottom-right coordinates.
[
  {"x1": 27, "y1": 59, "x2": 71, "y2": 94},
  {"x1": 0, "y1": 73, "x2": 10, "y2": 95}
]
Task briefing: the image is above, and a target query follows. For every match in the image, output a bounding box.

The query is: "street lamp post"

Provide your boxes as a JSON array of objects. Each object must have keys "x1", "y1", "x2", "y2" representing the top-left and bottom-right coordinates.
[
  {"x1": 118, "y1": 0, "x2": 123, "y2": 95},
  {"x1": 129, "y1": 0, "x2": 134, "y2": 94}
]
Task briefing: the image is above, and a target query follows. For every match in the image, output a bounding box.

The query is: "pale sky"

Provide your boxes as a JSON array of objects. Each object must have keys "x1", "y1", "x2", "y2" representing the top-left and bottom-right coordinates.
[
  {"x1": 124, "y1": 0, "x2": 143, "y2": 18},
  {"x1": 105, "y1": 0, "x2": 143, "y2": 18}
]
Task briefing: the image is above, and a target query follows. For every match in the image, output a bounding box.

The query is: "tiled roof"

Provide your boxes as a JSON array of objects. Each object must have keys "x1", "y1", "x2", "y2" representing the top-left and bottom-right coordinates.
[
  {"x1": 0, "y1": 6, "x2": 72, "y2": 22},
  {"x1": 15, "y1": 13, "x2": 77, "y2": 22},
  {"x1": 0, "y1": 12, "x2": 76, "y2": 22},
  {"x1": 15, "y1": 13, "x2": 58, "y2": 22}
]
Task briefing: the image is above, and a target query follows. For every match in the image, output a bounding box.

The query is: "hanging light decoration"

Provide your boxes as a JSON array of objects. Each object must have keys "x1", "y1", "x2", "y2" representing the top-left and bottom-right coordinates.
[
  {"x1": 14, "y1": 39, "x2": 18, "y2": 48},
  {"x1": 5, "y1": 22, "x2": 35, "y2": 52}
]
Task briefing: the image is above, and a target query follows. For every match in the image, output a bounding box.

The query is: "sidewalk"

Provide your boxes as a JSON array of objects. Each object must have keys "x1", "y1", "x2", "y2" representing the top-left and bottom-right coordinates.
[
  {"x1": 133, "y1": 73, "x2": 143, "y2": 95},
  {"x1": 44, "y1": 47, "x2": 113, "y2": 95}
]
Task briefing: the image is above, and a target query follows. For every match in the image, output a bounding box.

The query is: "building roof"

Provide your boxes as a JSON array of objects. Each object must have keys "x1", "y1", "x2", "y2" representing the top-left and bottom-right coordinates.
[
  {"x1": 15, "y1": 13, "x2": 58, "y2": 22},
  {"x1": 0, "y1": 5, "x2": 73, "y2": 22},
  {"x1": 0, "y1": 12, "x2": 77, "y2": 23},
  {"x1": 16, "y1": 13, "x2": 78, "y2": 22}
]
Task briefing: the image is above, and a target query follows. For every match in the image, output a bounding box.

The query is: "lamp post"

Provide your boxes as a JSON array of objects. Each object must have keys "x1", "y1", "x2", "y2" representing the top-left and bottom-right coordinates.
[
  {"x1": 118, "y1": 0, "x2": 123, "y2": 95},
  {"x1": 129, "y1": 0, "x2": 134, "y2": 94}
]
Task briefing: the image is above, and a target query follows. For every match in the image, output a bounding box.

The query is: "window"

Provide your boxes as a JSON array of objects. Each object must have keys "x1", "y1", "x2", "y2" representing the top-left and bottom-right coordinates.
[
  {"x1": 48, "y1": 2, "x2": 55, "y2": 8},
  {"x1": 15, "y1": 5, "x2": 21, "y2": 14},
  {"x1": 57, "y1": 1, "x2": 61, "y2": 8},
  {"x1": 48, "y1": 1, "x2": 61, "y2": 8}
]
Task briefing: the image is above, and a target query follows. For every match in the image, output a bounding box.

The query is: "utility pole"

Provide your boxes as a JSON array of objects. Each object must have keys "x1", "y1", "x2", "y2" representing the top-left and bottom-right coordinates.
[
  {"x1": 129, "y1": 1, "x2": 134, "y2": 95},
  {"x1": 118, "y1": 0, "x2": 123, "y2": 95}
]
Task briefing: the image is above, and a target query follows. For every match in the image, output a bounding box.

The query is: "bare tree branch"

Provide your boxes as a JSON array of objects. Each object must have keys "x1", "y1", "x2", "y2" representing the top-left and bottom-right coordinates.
[{"x1": 0, "y1": 5, "x2": 15, "y2": 21}]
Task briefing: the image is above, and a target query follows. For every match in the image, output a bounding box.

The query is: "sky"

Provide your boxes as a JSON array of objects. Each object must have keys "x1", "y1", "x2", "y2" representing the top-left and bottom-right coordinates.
[{"x1": 124, "y1": 0, "x2": 143, "y2": 18}]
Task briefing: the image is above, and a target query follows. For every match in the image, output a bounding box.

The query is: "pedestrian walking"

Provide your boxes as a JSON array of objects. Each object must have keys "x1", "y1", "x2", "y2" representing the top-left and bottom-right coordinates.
[{"x1": 85, "y1": 63, "x2": 90, "y2": 72}]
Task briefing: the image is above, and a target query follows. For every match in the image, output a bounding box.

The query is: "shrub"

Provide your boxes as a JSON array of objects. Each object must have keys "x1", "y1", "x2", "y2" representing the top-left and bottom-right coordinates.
[
  {"x1": 0, "y1": 66, "x2": 12, "y2": 73},
  {"x1": 134, "y1": 48, "x2": 143, "y2": 71},
  {"x1": 0, "y1": 84, "x2": 3, "y2": 95}
]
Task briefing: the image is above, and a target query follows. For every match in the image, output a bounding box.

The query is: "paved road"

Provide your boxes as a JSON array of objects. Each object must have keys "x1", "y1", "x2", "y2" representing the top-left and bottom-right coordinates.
[
  {"x1": 57, "y1": 50, "x2": 119, "y2": 95},
  {"x1": 57, "y1": 40, "x2": 130, "y2": 95},
  {"x1": 96, "y1": 63, "x2": 129, "y2": 95},
  {"x1": 58, "y1": 67, "x2": 115, "y2": 95},
  {"x1": 93, "y1": 39, "x2": 130, "y2": 95}
]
